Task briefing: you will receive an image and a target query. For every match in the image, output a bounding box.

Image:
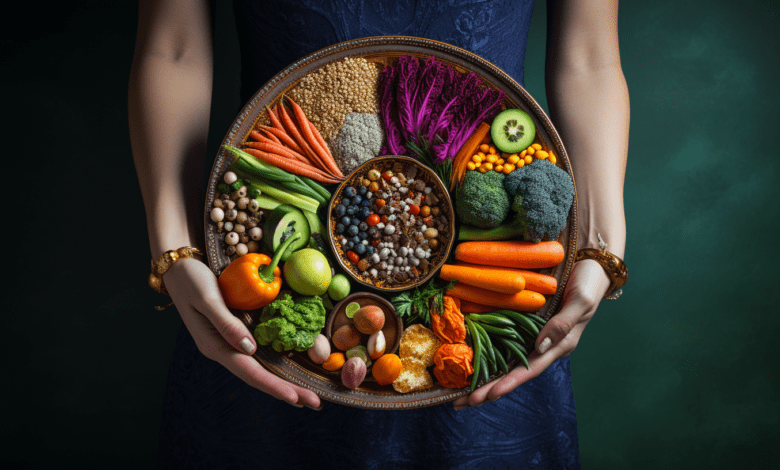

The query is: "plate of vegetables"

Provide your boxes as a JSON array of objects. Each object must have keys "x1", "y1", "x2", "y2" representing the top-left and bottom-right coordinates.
[{"x1": 204, "y1": 36, "x2": 577, "y2": 409}]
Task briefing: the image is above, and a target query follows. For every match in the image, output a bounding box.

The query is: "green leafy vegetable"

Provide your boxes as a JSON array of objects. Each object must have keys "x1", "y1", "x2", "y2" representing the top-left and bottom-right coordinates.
[
  {"x1": 253, "y1": 293, "x2": 326, "y2": 352},
  {"x1": 392, "y1": 279, "x2": 456, "y2": 327}
]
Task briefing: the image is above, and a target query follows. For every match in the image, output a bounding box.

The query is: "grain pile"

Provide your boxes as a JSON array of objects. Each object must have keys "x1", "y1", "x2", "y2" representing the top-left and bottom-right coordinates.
[{"x1": 288, "y1": 57, "x2": 381, "y2": 143}]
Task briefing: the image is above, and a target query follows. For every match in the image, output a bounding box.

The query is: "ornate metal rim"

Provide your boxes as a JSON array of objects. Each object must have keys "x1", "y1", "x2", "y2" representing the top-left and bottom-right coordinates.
[{"x1": 204, "y1": 36, "x2": 577, "y2": 410}]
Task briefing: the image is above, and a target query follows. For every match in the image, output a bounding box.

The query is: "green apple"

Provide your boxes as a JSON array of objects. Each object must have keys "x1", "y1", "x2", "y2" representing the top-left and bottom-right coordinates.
[{"x1": 283, "y1": 248, "x2": 332, "y2": 296}]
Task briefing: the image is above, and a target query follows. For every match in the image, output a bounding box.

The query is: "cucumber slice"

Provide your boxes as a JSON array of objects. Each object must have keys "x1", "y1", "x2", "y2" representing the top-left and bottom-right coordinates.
[
  {"x1": 490, "y1": 109, "x2": 536, "y2": 153},
  {"x1": 263, "y1": 204, "x2": 311, "y2": 261}
]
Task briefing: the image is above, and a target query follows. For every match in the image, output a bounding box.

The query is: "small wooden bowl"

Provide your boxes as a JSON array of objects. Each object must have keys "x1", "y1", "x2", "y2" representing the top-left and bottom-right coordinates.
[
  {"x1": 327, "y1": 155, "x2": 456, "y2": 293},
  {"x1": 326, "y1": 292, "x2": 403, "y2": 359}
]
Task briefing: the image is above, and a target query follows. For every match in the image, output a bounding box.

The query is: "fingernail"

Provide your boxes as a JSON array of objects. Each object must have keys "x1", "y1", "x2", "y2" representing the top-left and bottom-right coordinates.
[
  {"x1": 292, "y1": 403, "x2": 304, "y2": 408},
  {"x1": 306, "y1": 404, "x2": 323, "y2": 411},
  {"x1": 453, "y1": 405, "x2": 468, "y2": 411},
  {"x1": 538, "y1": 337, "x2": 552, "y2": 354},
  {"x1": 239, "y1": 337, "x2": 255, "y2": 354}
]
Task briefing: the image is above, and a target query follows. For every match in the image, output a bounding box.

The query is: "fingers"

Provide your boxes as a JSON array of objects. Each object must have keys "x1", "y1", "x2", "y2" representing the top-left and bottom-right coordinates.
[{"x1": 535, "y1": 260, "x2": 608, "y2": 355}]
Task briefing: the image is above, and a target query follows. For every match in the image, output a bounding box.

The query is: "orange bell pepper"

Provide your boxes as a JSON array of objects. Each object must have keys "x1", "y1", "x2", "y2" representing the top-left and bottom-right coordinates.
[{"x1": 218, "y1": 232, "x2": 302, "y2": 310}]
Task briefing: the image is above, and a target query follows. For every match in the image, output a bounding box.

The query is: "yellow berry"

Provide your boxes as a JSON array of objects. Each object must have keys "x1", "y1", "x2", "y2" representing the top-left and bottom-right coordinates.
[
  {"x1": 478, "y1": 165, "x2": 489, "y2": 173},
  {"x1": 524, "y1": 155, "x2": 533, "y2": 164},
  {"x1": 536, "y1": 150, "x2": 549, "y2": 160},
  {"x1": 549, "y1": 155, "x2": 557, "y2": 164},
  {"x1": 507, "y1": 154, "x2": 520, "y2": 164},
  {"x1": 467, "y1": 161, "x2": 476, "y2": 171},
  {"x1": 488, "y1": 146, "x2": 497, "y2": 155},
  {"x1": 496, "y1": 158, "x2": 505, "y2": 165},
  {"x1": 517, "y1": 160, "x2": 525, "y2": 168},
  {"x1": 494, "y1": 164, "x2": 504, "y2": 173},
  {"x1": 477, "y1": 152, "x2": 486, "y2": 159},
  {"x1": 486, "y1": 154, "x2": 498, "y2": 163},
  {"x1": 479, "y1": 144, "x2": 490, "y2": 153},
  {"x1": 503, "y1": 164, "x2": 516, "y2": 174},
  {"x1": 472, "y1": 155, "x2": 483, "y2": 164},
  {"x1": 520, "y1": 150, "x2": 527, "y2": 158},
  {"x1": 532, "y1": 143, "x2": 542, "y2": 150},
  {"x1": 526, "y1": 147, "x2": 535, "y2": 156},
  {"x1": 482, "y1": 162, "x2": 493, "y2": 171}
]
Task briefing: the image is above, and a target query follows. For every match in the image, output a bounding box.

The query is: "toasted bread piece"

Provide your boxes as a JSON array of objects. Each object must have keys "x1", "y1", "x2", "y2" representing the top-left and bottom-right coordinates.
[
  {"x1": 399, "y1": 324, "x2": 442, "y2": 367},
  {"x1": 392, "y1": 357, "x2": 433, "y2": 393}
]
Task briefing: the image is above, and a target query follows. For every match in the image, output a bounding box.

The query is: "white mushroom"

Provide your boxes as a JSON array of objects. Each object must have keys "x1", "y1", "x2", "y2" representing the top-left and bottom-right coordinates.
[
  {"x1": 225, "y1": 232, "x2": 239, "y2": 246},
  {"x1": 223, "y1": 171, "x2": 238, "y2": 184},
  {"x1": 235, "y1": 243, "x2": 249, "y2": 256},
  {"x1": 210, "y1": 207, "x2": 225, "y2": 222},
  {"x1": 248, "y1": 227, "x2": 263, "y2": 241}
]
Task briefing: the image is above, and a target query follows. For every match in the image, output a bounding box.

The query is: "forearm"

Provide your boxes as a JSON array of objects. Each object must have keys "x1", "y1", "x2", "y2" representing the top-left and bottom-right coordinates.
[
  {"x1": 128, "y1": 0, "x2": 213, "y2": 259},
  {"x1": 545, "y1": 65, "x2": 629, "y2": 257},
  {"x1": 545, "y1": 0, "x2": 629, "y2": 258}
]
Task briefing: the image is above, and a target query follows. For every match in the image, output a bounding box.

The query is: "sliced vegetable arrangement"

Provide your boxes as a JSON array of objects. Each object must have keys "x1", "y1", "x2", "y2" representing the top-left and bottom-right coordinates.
[{"x1": 207, "y1": 53, "x2": 575, "y2": 399}]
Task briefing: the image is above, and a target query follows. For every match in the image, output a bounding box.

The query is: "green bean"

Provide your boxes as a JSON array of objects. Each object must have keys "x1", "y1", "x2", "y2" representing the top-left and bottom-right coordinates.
[
  {"x1": 494, "y1": 345, "x2": 509, "y2": 375},
  {"x1": 477, "y1": 322, "x2": 522, "y2": 339},
  {"x1": 468, "y1": 313, "x2": 516, "y2": 328},
  {"x1": 526, "y1": 313, "x2": 547, "y2": 327},
  {"x1": 467, "y1": 319, "x2": 483, "y2": 391},
  {"x1": 473, "y1": 322, "x2": 496, "y2": 373},
  {"x1": 480, "y1": 355, "x2": 490, "y2": 384}
]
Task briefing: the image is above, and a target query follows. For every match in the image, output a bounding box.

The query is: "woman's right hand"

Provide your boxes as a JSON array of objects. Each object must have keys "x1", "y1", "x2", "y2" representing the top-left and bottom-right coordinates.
[{"x1": 162, "y1": 257, "x2": 322, "y2": 409}]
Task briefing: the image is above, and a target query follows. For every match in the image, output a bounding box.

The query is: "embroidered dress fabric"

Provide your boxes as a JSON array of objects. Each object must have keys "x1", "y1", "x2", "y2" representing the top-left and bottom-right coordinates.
[{"x1": 157, "y1": 1, "x2": 580, "y2": 468}]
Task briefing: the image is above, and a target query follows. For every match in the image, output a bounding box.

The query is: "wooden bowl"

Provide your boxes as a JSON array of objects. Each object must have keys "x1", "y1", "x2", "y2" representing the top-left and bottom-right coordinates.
[
  {"x1": 326, "y1": 292, "x2": 403, "y2": 360},
  {"x1": 326, "y1": 156, "x2": 456, "y2": 293}
]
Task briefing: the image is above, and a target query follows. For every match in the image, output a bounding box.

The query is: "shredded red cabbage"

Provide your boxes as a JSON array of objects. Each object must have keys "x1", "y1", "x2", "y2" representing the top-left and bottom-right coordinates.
[{"x1": 377, "y1": 55, "x2": 505, "y2": 163}]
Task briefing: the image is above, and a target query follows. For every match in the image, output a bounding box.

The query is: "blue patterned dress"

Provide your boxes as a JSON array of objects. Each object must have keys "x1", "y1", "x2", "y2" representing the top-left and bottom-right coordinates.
[{"x1": 157, "y1": 1, "x2": 580, "y2": 468}]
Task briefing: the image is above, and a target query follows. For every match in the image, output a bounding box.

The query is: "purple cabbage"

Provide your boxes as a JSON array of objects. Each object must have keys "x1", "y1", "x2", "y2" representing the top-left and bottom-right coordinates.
[{"x1": 377, "y1": 56, "x2": 505, "y2": 164}]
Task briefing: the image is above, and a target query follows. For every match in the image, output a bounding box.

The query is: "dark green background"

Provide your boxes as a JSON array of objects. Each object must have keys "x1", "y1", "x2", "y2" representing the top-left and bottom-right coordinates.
[{"x1": 3, "y1": 1, "x2": 778, "y2": 468}]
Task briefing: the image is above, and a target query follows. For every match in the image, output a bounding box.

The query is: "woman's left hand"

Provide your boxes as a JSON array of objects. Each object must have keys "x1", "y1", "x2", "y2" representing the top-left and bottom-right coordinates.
[{"x1": 452, "y1": 258, "x2": 611, "y2": 410}]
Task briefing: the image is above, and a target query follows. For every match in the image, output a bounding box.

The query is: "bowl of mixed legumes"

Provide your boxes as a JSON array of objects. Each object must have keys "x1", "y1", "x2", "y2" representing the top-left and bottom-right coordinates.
[{"x1": 328, "y1": 156, "x2": 456, "y2": 292}]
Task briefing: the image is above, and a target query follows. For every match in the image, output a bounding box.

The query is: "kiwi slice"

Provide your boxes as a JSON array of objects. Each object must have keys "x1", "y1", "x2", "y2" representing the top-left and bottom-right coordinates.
[{"x1": 490, "y1": 109, "x2": 536, "y2": 153}]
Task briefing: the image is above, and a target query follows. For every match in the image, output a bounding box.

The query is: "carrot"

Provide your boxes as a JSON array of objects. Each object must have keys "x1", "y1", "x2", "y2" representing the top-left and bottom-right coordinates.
[
  {"x1": 455, "y1": 241, "x2": 565, "y2": 269},
  {"x1": 285, "y1": 96, "x2": 344, "y2": 178},
  {"x1": 257, "y1": 125, "x2": 303, "y2": 154},
  {"x1": 243, "y1": 148, "x2": 343, "y2": 184},
  {"x1": 459, "y1": 299, "x2": 495, "y2": 314},
  {"x1": 244, "y1": 141, "x2": 310, "y2": 164},
  {"x1": 440, "y1": 263, "x2": 525, "y2": 294},
  {"x1": 514, "y1": 269, "x2": 558, "y2": 295},
  {"x1": 446, "y1": 282, "x2": 547, "y2": 312},
  {"x1": 250, "y1": 128, "x2": 281, "y2": 146},
  {"x1": 276, "y1": 103, "x2": 331, "y2": 174},
  {"x1": 451, "y1": 122, "x2": 491, "y2": 190}
]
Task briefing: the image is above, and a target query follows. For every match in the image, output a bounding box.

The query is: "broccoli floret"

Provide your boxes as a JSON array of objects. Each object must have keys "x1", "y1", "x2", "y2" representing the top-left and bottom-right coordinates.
[
  {"x1": 455, "y1": 170, "x2": 510, "y2": 229},
  {"x1": 254, "y1": 293, "x2": 326, "y2": 352},
  {"x1": 503, "y1": 159, "x2": 574, "y2": 243}
]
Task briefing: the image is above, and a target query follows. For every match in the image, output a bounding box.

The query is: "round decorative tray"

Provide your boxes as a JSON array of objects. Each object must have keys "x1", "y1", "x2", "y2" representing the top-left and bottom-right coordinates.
[{"x1": 204, "y1": 36, "x2": 577, "y2": 410}]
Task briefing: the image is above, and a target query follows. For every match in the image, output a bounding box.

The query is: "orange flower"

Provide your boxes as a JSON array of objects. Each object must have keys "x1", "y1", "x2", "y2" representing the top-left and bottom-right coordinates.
[
  {"x1": 432, "y1": 343, "x2": 474, "y2": 389},
  {"x1": 430, "y1": 296, "x2": 467, "y2": 344}
]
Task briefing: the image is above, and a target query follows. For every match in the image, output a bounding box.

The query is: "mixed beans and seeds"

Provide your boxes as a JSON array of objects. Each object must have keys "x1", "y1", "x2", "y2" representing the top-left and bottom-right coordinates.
[
  {"x1": 333, "y1": 162, "x2": 450, "y2": 287},
  {"x1": 209, "y1": 171, "x2": 265, "y2": 258}
]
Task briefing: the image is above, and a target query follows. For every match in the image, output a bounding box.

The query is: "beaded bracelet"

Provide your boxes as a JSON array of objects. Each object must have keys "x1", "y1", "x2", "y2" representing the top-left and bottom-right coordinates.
[{"x1": 148, "y1": 247, "x2": 203, "y2": 296}]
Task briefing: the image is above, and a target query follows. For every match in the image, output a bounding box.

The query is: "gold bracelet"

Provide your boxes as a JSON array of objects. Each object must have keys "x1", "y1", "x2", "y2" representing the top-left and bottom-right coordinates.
[
  {"x1": 575, "y1": 234, "x2": 628, "y2": 300},
  {"x1": 148, "y1": 247, "x2": 203, "y2": 296}
]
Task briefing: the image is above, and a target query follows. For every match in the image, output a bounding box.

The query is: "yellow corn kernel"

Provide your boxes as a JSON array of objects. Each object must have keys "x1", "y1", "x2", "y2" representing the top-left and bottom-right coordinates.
[
  {"x1": 488, "y1": 146, "x2": 497, "y2": 154},
  {"x1": 520, "y1": 150, "x2": 527, "y2": 158},
  {"x1": 486, "y1": 154, "x2": 498, "y2": 163},
  {"x1": 549, "y1": 155, "x2": 557, "y2": 164},
  {"x1": 482, "y1": 162, "x2": 494, "y2": 171},
  {"x1": 532, "y1": 143, "x2": 542, "y2": 150},
  {"x1": 479, "y1": 144, "x2": 490, "y2": 153},
  {"x1": 524, "y1": 155, "x2": 533, "y2": 165},
  {"x1": 478, "y1": 165, "x2": 489, "y2": 173},
  {"x1": 472, "y1": 154, "x2": 483, "y2": 164},
  {"x1": 536, "y1": 150, "x2": 549, "y2": 160},
  {"x1": 526, "y1": 147, "x2": 535, "y2": 156},
  {"x1": 507, "y1": 154, "x2": 520, "y2": 164},
  {"x1": 496, "y1": 158, "x2": 505, "y2": 165},
  {"x1": 494, "y1": 164, "x2": 504, "y2": 173},
  {"x1": 503, "y1": 164, "x2": 515, "y2": 174},
  {"x1": 467, "y1": 161, "x2": 476, "y2": 171}
]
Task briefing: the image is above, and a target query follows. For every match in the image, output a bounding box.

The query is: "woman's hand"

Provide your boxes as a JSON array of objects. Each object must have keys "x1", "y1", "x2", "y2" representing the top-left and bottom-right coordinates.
[
  {"x1": 452, "y1": 259, "x2": 610, "y2": 410},
  {"x1": 163, "y1": 258, "x2": 322, "y2": 409}
]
